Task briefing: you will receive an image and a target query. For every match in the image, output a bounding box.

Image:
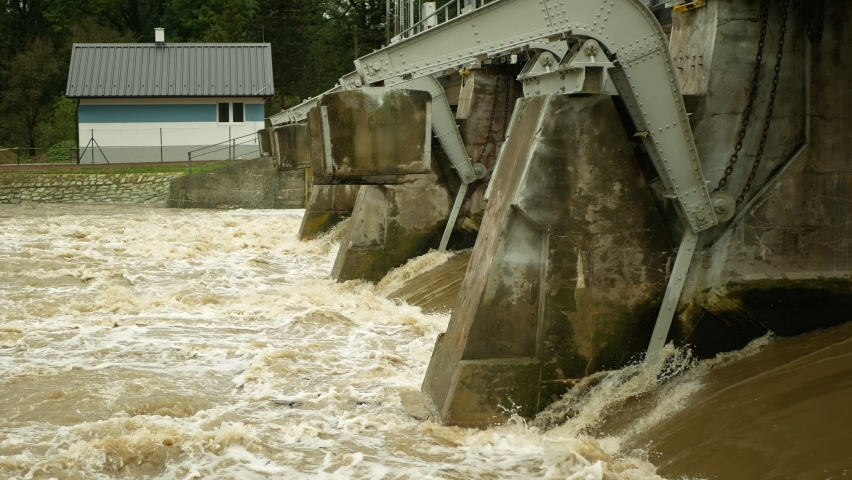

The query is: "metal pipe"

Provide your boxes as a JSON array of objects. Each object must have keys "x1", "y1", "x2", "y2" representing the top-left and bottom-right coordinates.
[{"x1": 409, "y1": 0, "x2": 414, "y2": 36}]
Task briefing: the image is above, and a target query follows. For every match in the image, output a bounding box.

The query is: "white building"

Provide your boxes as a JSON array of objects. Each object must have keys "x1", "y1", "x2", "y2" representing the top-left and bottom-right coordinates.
[{"x1": 65, "y1": 29, "x2": 274, "y2": 164}]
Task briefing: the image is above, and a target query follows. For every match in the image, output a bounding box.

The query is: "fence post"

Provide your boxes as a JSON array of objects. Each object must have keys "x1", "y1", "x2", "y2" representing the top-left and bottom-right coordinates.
[
  {"x1": 160, "y1": 128, "x2": 163, "y2": 163},
  {"x1": 91, "y1": 130, "x2": 95, "y2": 164},
  {"x1": 187, "y1": 151, "x2": 192, "y2": 174},
  {"x1": 15, "y1": 131, "x2": 20, "y2": 166}
]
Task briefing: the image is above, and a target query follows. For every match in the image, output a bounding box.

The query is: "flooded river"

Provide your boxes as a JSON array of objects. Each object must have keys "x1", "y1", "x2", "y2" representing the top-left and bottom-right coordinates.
[{"x1": 1, "y1": 204, "x2": 850, "y2": 479}]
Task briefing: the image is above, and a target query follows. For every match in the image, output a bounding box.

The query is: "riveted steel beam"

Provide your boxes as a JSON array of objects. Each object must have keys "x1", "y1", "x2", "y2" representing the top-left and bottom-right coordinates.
[
  {"x1": 354, "y1": 0, "x2": 718, "y2": 232},
  {"x1": 391, "y1": 75, "x2": 486, "y2": 185}
]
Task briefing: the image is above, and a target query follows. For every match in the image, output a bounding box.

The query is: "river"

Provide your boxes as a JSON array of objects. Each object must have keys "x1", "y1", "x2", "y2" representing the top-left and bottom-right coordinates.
[{"x1": 0, "y1": 204, "x2": 849, "y2": 479}]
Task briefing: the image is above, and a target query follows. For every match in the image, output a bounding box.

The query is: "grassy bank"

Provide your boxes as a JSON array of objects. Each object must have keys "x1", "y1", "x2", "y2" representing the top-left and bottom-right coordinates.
[{"x1": 0, "y1": 160, "x2": 236, "y2": 176}]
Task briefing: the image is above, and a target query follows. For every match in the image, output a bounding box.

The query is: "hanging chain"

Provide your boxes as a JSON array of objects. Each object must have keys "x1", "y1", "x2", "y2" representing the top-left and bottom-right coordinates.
[
  {"x1": 805, "y1": 0, "x2": 825, "y2": 44},
  {"x1": 736, "y1": 0, "x2": 789, "y2": 205},
  {"x1": 476, "y1": 73, "x2": 503, "y2": 164},
  {"x1": 713, "y1": 0, "x2": 771, "y2": 193},
  {"x1": 501, "y1": 74, "x2": 512, "y2": 142}
]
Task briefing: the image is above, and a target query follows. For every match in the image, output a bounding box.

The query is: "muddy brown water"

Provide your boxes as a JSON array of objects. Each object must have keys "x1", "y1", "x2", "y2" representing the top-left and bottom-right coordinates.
[{"x1": 0, "y1": 204, "x2": 849, "y2": 479}]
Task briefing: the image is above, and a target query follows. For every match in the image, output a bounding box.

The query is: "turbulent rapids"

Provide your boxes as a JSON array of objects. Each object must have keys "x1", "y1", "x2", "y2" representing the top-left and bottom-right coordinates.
[{"x1": 0, "y1": 205, "x2": 849, "y2": 479}]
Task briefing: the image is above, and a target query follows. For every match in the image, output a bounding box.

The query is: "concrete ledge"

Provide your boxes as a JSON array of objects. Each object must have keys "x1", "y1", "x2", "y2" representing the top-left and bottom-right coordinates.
[{"x1": 167, "y1": 157, "x2": 308, "y2": 209}]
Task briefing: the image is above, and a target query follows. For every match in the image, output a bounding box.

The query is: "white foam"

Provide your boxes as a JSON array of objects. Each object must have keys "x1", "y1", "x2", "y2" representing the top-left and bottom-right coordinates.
[{"x1": 0, "y1": 204, "x2": 758, "y2": 479}]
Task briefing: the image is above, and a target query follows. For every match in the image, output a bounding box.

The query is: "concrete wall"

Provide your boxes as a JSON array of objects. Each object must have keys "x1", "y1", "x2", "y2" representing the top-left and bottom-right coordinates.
[
  {"x1": 167, "y1": 157, "x2": 308, "y2": 209},
  {"x1": 670, "y1": 0, "x2": 852, "y2": 357},
  {"x1": 0, "y1": 172, "x2": 182, "y2": 204}
]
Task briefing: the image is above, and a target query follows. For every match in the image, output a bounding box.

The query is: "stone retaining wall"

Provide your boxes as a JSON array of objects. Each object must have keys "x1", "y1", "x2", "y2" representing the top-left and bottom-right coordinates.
[{"x1": 0, "y1": 172, "x2": 184, "y2": 204}]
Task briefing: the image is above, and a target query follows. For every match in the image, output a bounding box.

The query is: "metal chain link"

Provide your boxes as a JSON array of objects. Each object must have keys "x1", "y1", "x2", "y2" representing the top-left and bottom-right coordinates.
[
  {"x1": 736, "y1": 0, "x2": 790, "y2": 205},
  {"x1": 805, "y1": 0, "x2": 825, "y2": 44},
  {"x1": 476, "y1": 73, "x2": 502, "y2": 164},
  {"x1": 713, "y1": 0, "x2": 771, "y2": 193}
]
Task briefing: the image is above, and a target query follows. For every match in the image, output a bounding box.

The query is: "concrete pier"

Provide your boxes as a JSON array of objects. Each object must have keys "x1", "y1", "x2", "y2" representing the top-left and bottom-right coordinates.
[
  {"x1": 331, "y1": 180, "x2": 453, "y2": 282},
  {"x1": 423, "y1": 94, "x2": 673, "y2": 427},
  {"x1": 298, "y1": 184, "x2": 360, "y2": 240},
  {"x1": 307, "y1": 88, "x2": 457, "y2": 281}
]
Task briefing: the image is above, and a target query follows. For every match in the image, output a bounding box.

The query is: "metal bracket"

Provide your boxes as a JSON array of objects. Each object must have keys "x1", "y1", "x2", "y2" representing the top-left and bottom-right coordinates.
[
  {"x1": 646, "y1": 229, "x2": 699, "y2": 361},
  {"x1": 518, "y1": 39, "x2": 614, "y2": 96},
  {"x1": 710, "y1": 191, "x2": 736, "y2": 223},
  {"x1": 673, "y1": 0, "x2": 707, "y2": 13},
  {"x1": 439, "y1": 182, "x2": 469, "y2": 251}
]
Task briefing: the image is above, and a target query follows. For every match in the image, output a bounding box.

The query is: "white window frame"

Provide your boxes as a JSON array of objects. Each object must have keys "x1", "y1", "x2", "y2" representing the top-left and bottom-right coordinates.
[{"x1": 217, "y1": 101, "x2": 246, "y2": 125}]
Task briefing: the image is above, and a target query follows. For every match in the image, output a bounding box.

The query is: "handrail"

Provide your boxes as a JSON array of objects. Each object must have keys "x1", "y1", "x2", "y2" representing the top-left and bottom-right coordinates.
[
  {"x1": 397, "y1": 0, "x2": 497, "y2": 41},
  {"x1": 186, "y1": 132, "x2": 260, "y2": 173}
]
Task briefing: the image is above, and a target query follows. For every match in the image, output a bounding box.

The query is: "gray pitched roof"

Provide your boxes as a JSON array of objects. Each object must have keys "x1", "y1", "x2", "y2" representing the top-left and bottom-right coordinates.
[{"x1": 66, "y1": 43, "x2": 274, "y2": 98}]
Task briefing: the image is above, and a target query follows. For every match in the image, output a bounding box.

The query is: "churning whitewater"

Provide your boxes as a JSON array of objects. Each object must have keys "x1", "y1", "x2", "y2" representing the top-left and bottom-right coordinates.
[{"x1": 0, "y1": 205, "x2": 758, "y2": 479}]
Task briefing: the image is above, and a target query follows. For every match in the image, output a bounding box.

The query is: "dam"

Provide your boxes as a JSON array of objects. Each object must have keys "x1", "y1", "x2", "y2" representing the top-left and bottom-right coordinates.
[
  {"x1": 263, "y1": 0, "x2": 852, "y2": 427},
  {"x1": 3, "y1": 0, "x2": 851, "y2": 478}
]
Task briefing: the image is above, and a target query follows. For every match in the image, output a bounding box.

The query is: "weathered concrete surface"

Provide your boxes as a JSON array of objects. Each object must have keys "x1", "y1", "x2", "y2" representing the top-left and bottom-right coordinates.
[
  {"x1": 423, "y1": 94, "x2": 674, "y2": 427},
  {"x1": 258, "y1": 129, "x2": 273, "y2": 158},
  {"x1": 331, "y1": 177, "x2": 453, "y2": 283},
  {"x1": 388, "y1": 251, "x2": 472, "y2": 314},
  {"x1": 299, "y1": 87, "x2": 466, "y2": 282},
  {"x1": 298, "y1": 184, "x2": 360, "y2": 240},
  {"x1": 668, "y1": 0, "x2": 852, "y2": 358},
  {"x1": 273, "y1": 123, "x2": 312, "y2": 171},
  {"x1": 456, "y1": 67, "x2": 523, "y2": 172},
  {"x1": 673, "y1": 0, "x2": 807, "y2": 221},
  {"x1": 167, "y1": 157, "x2": 308, "y2": 209},
  {"x1": 310, "y1": 89, "x2": 434, "y2": 185}
]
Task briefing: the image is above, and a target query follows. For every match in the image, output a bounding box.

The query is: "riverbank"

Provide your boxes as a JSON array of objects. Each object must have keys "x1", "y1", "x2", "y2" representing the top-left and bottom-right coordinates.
[{"x1": 0, "y1": 161, "x2": 229, "y2": 205}]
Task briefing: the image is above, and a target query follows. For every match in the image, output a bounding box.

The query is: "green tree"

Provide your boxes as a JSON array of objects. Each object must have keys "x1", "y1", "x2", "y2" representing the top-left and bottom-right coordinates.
[
  {"x1": 204, "y1": 0, "x2": 252, "y2": 42},
  {"x1": 39, "y1": 95, "x2": 77, "y2": 147},
  {"x1": 0, "y1": 39, "x2": 62, "y2": 156}
]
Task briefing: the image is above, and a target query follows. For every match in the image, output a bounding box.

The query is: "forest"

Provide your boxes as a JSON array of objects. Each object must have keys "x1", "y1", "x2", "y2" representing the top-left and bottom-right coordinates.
[{"x1": 0, "y1": 0, "x2": 387, "y2": 161}]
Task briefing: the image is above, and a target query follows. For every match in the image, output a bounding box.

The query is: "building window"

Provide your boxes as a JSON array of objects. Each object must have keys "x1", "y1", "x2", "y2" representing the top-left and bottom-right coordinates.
[
  {"x1": 218, "y1": 102, "x2": 230, "y2": 123},
  {"x1": 232, "y1": 102, "x2": 244, "y2": 123},
  {"x1": 217, "y1": 102, "x2": 245, "y2": 123}
]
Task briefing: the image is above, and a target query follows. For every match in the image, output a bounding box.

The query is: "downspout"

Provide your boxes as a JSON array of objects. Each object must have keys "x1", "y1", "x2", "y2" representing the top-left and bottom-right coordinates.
[{"x1": 75, "y1": 99, "x2": 80, "y2": 164}]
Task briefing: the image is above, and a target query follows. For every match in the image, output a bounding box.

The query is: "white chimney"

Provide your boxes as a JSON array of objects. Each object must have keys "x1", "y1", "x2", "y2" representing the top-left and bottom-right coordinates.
[{"x1": 154, "y1": 28, "x2": 165, "y2": 46}]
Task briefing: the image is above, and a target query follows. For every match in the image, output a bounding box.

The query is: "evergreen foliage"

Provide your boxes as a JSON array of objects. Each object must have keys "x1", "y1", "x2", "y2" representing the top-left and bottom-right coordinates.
[{"x1": 0, "y1": 0, "x2": 387, "y2": 150}]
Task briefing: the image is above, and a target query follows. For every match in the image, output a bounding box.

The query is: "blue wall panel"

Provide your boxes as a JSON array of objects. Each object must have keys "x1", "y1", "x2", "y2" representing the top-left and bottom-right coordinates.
[
  {"x1": 246, "y1": 104, "x2": 265, "y2": 121},
  {"x1": 79, "y1": 104, "x2": 217, "y2": 123}
]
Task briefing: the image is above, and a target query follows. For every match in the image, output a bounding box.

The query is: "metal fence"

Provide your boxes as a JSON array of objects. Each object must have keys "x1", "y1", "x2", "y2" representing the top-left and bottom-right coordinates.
[
  {"x1": 389, "y1": 0, "x2": 499, "y2": 43},
  {"x1": 186, "y1": 131, "x2": 262, "y2": 173},
  {"x1": 73, "y1": 126, "x2": 260, "y2": 165},
  {"x1": 0, "y1": 126, "x2": 76, "y2": 165}
]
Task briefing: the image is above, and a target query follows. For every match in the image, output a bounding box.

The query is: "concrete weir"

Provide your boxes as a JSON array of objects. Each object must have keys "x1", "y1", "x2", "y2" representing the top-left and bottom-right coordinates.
[
  {"x1": 267, "y1": 0, "x2": 852, "y2": 429},
  {"x1": 424, "y1": 94, "x2": 673, "y2": 426}
]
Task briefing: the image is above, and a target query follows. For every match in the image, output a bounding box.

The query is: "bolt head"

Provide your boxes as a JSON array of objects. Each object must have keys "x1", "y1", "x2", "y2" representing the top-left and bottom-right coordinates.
[{"x1": 714, "y1": 199, "x2": 727, "y2": 213}]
